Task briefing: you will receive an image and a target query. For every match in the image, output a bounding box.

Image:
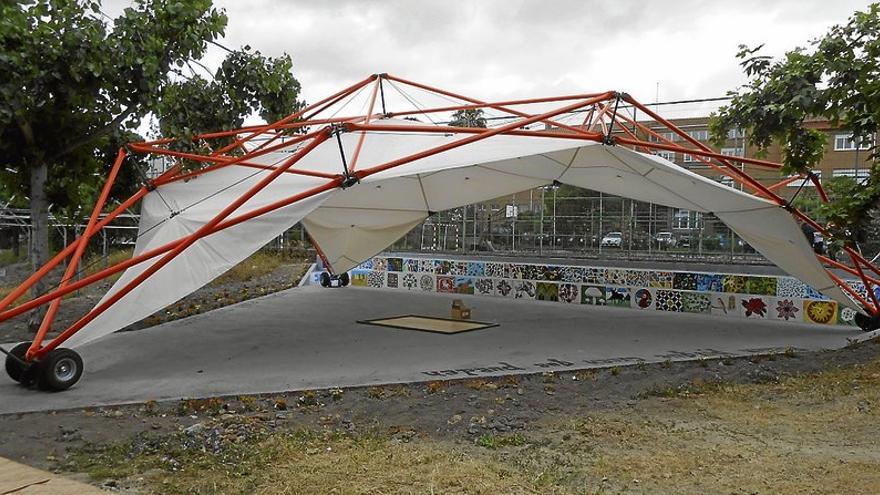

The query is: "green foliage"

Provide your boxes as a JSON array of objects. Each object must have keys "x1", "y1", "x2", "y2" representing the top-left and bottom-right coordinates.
[
  {"x1": 710, "y1": 3, "x2": 880, "y2": 233},
  {"x1": 0, "y1": 0, "x2": 302, "y2": 212},
  {"x1": 448, "y1": 108, "x2": 487, "y2": 128}
]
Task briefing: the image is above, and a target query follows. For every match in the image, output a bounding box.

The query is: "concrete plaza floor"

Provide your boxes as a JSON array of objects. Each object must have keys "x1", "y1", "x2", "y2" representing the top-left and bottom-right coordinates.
[{"x1": 0, "y1": 286, "x2": 865, "y2": 414}]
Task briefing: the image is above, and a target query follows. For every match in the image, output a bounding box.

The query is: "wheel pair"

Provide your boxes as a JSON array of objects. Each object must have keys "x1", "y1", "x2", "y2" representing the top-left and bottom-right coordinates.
[
  {"x1": 854, "y1": 312, "x2": 880, "y2": 332},
  {"x1": 319, "y1": 271, "x2": 350, "y2": 288},
  {"x1": 4, "y1": 343, "x2": 83, "y2": 391}
]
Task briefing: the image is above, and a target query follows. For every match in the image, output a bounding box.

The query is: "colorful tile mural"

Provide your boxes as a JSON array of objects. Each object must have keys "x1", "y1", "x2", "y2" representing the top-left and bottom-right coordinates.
[{"x1": 346, "y1": 255, "x2": 859, "y2": 328}]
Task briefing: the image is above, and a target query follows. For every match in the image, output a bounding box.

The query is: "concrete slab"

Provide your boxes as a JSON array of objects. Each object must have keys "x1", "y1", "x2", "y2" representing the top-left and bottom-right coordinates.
[
  {"x1": 0, "y1": 456, "x2": 105, "y2": 494},
  {"x1": 0, "y1": 286, "x2": 862, "y2": 415}
]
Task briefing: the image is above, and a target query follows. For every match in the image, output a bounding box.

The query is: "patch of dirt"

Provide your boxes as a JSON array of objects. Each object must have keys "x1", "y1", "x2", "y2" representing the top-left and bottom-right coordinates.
[{"x1": 0, "y1": 338, "x2": 878, "y2": 494}]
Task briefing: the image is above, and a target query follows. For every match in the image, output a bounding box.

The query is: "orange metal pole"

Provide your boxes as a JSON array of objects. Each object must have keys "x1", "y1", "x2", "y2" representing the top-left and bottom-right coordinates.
[
  {"x1": 384, "y1": 74, "x2": 606, "y2": 139},
  {"x1": 28, "y1": 149, "x2": 128, "y2": 357},
  {"x1": 0, "y1": 187, "x2": 149, "y2": 313},
  {"x1": 212, "y1": 75, "x2": 377, "y2": 156},
  {"x1": 827, "y1": 270, "x2": 878, "y2": 315},
  {"x1": 347, "y1": 77, "x2": 382, "y2": 171},
  {"x1": 357, "y1": 93, "x2": 614, "y2": 179},
  {"x1": 35, "y1": 131, "x2": 334, "y2": 358}
]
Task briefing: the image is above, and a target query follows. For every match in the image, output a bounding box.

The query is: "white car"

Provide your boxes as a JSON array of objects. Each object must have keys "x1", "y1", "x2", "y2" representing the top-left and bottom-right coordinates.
[
  {"x1": 655, "y1": 231, "x2": 677, "y2": 248},
  {"x1": 601, "y1": 231, "x2": 623, "y2": 248}
]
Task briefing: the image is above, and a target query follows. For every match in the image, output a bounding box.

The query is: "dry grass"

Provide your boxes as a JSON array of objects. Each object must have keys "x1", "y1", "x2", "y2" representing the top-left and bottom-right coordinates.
[
  {"x1": 69, "y1": 357, "x2": 880, "y2": 495},
  {"x1": 212, "y1": 251, "x2": 289, "y2": 285}
]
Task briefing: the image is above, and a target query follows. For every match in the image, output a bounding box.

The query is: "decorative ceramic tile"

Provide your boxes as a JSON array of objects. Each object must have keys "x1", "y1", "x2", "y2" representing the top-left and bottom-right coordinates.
[
  {"x1": 560, "y1": 266, "x2": 584, "y2": 283},
  {"x1": 740, "y1": 296, "x2": 769, "y2": 318},
  {"x1": 584, "y1": 268, "x2": 605, "y2": 284},
  {"x1": 351, "y1": 272, "x2": 370, "y2": 287},
  {"x1": 451, "y1": 261, "x2": 468, "y2": 276},
  {"x1": 803, "y1": 300, "x2": 837, "y2": 324},
  {"x1": 633, "y1": 288, "x2": 653, "y2": 309},
  {"x1": 559, "y1": 283, "x2": 579, "y2": 303},
  {"x1": 655, "y1": 290, "x2": 683, "y2": 312},
  {"x1": 746, "y1": 276, "x2": 777, "y2": 296},
  {"x1": 581, "y1": 285, "x2": 607, "y2": 305},
  {"x1": 696, "y1": 274, "x2": 724, "y2": 292},
  {"x1": 372, "y1": 258, "x2": 388, "y2": 272},
  {"x1": 436, "y1": 260, "x2": 453, "y2": 275},
  {"x1": 524, "y1": 264, "x2": 543, "y2": 280},
  {"x1": 542, "y1": 266, "x2": 562, "y2": 281},
  {"x1": 454, "y1": 276, "x2": 475, "y2": 294},
  {"x1": 437, "y1": 275, "x2": 456, "y2": 293},
  {"x1": 495, "y1": 279, "x2": 514, "y2": 297},
  {"x1": 475, "y1": 278, "x2": 494, "y2": 296},
  {"x1": 774, "y1": 298, "x2": 801, "y2": 321},
  {"x1": 625, "y1": 270, "x2": 650, "y2": 287},
  {"x1": 402, "y1": 273, "x2": 418, "y2": 290},
  {"x1": 606, "y1": 286, "x2": 631, "y2": 307},
  {"x1": 804, "y1": 285, "x2": 830, "y2": 300},
  {"x1": 649, "y1": 271, "x2": 674, "y2": 289},
  {"x1": 682, "y1": 291, "x2": 711, "y2": 313},
  {"x1": 838, "y1": 306, "x2": 858, "y2": 326},
  {"x1": 673, "y1": 272, "x2": 698, "y2": 291},
  {"x1": 776, "y1": 277, "x2": 806, "y2": 298},
  {"x1": 403, "y1": 259, "x2": 420, "y2": 273},
  {"x1": 386, "y1": 272, "x2": 399, "y2": 289},
  {"x1": 367, "y1": 271, "x2": 385, "y2": 288},
  {"x1": 466, "y1": 262, "x2": 485, "y2": 277},
  {"x1": 357, "y1": 259, "x2": 373, "y2": 270},
  {"x1": 536, "y1": 282, "x2": 559, "y2": 301},
  {"x1": 722, "y1": 275, "x2": 746, "y2": 294},
  {"x1": 485, "y1": 262, "x2": 505, "y2": 278},
  {"x1": 419, "y1": 274, "x2": 435, "y2": 291},
  {"x1": 419, "y1": 259, "x2": 437, "y2": 274},
  {"x1": 514, "y1": 280, "x2": 536, "y2": 299},
  {"x1": 387, "y1": 257, "x2": 403, "y2": 272},
  {"x1": 509, "y1": 264, "x2": 525, "y2": 279},
  {"x1": 605, "y1": 269, "x2": 627, "y2": 286},
  {"x1": 710, "y1": 293, "x2": 739, "y2": 317}
]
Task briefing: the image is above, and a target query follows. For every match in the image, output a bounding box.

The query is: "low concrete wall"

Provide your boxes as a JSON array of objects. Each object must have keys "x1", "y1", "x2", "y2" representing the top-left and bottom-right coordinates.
[{"x1": 316, "y1": 255, "x2": 874, "y2": 329}]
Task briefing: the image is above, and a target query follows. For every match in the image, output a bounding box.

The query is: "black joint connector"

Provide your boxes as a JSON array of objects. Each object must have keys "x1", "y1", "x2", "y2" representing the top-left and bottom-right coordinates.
[
  {"x1": 619, "y1": 92, "x2": 630, "y2": 101},
  {"x1": 603, "y1": 135, "x2": 617, "y2": 146},
  {"x1": 341, "y1": 174, "x2": 360, "y2": 189},
  {"x1": 145, "y1": 180, "x2": 157, "y2": 191},
  {"x1": 782, "y1": 203, "x2": 794, "y2": 212},
  {"x1": 169, "y1": 210, "x2": 180, "y2": 218},
  {"x1": 552, "y1": 180, "x2": 562, "y2": 187}
]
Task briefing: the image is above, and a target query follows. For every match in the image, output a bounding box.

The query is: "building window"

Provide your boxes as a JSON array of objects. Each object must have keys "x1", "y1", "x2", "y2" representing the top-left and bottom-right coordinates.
[
  {"x1": 720, "y1": 147, "x2": 744, "y2": 157},
  {"x1": 682, "y1": 153, "x2": 699, "y2": 163},
  {"x1": 834, "y1": 133, "x2": 872, "y2": 151},
  {"x1": 687, "y1": 129, "x2": 709, "y2": 141},
  {"x1": 786, "y1": 172, "x2": 821, "y2": 186},
  {"x1": 727, "y1": 128, "x2": 744, "y2": 139},
  {"x1": 673, "y1": 209, "x2": 702, "y2": 230},
  {"x1": 832, "y1": 168, "x2": 870, "y2": 180},
  {"x1": 648, "y1": 131, "x2": 677, "y2": 143},
  {"x1": 718, "y1": 176, "x2": 735, "y2": 188},
  {"x1": 655, "y1": 150, "x2": 676, "y2": 162}
]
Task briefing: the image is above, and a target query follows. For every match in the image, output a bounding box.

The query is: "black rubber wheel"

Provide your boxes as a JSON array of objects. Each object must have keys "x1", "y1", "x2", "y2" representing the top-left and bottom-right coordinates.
[
  {"x1": 855, "y1": 312, "x2": 880, "y2": 332},
  {"x1": 38, "y1": 348, "x2": 83, "y2": 391},
  {"x1": 339, "y1": 272, "x2": 350, "y2": 287},
  {"x1": 4, "y1": 342, "x2": 31, "y2": 383},
  {"x1": 320, "y1": 271, "x2": 331, "y2": 287}
]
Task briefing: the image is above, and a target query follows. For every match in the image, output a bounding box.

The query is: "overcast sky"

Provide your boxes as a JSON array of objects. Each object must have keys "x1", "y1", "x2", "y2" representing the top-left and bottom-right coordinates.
[{"x1": 105, "y1": 0, "x2": 874, "y2": 114}]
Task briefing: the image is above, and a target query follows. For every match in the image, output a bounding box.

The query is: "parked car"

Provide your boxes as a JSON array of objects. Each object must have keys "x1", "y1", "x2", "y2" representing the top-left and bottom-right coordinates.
[
  {"x1": 600, "y1": 231, "x2": 623, "y2": 248},
  {"x1": 655, "y1": 231, "x2": 677, "y2": 249}
]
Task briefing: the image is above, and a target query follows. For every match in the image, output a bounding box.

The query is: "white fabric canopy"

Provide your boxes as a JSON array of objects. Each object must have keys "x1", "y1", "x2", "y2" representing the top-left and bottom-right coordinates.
[{"x1": 68, "y1": 118, "x2": 854, "y2": 347}]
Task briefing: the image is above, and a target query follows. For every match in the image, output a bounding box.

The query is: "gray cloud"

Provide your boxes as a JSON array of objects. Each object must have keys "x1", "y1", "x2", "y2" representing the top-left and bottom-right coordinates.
[{"x1": 103, "y1": 0, "x2": 873, "y2": 109}]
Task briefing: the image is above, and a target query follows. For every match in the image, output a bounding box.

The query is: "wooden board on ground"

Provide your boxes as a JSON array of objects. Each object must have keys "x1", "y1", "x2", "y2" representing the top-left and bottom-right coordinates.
[
  {"x1": 0, "y1": 456, "x2": 106, "y2": 494},
  {"x1": 358, "y1": 315, "x2": 498, "y2": 334}
]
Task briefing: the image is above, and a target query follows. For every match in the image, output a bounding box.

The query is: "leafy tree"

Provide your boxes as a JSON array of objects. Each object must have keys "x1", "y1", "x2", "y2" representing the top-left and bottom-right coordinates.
[
  {"x1": 0, "y1": 0, "x2": 302, "y2": 328},
  {"x1": 709, "y1": 3, "x2": 880, "y2": 245},
  {"x1": 448, "y1": 108, "x2": 487, "y2": 128}
]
